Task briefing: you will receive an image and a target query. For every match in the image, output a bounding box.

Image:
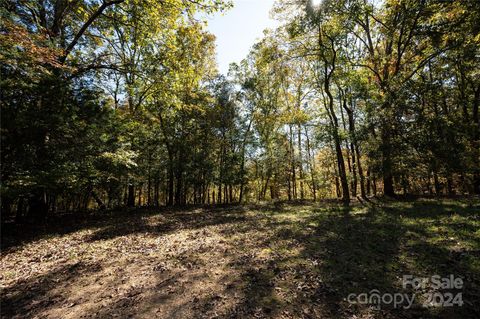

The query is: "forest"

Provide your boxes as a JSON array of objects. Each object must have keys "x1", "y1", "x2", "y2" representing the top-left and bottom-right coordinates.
[
  {"x1": 1, "y1": 0, "x2": 479, "y2": 318},
  {"x1": 1, "y1": 0, "x2": 480, "y2": 216}
]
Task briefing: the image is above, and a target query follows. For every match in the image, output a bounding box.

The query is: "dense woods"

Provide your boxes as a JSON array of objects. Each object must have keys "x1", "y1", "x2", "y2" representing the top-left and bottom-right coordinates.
[
  {"x1": 2, "y1": 2, "x2": 480, "y2": 318},
  {"x1": 1, "y1": 0, "x2": 479, "y2": 221}
]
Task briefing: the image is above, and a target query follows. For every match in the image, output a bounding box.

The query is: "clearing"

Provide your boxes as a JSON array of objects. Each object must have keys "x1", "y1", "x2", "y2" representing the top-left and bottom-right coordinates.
[{"x1": 1, "y1": 199, "x2": 479, "y2": 318}]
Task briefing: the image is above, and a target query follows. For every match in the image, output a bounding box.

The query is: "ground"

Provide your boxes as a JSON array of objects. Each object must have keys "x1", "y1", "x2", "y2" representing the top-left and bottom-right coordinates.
[{"x1": 1, "y1": 198, "x2": 479, "y2": 319}]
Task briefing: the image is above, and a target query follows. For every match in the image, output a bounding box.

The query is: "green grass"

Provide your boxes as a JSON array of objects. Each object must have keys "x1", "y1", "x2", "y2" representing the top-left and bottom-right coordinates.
[
  {"x1": 252, "y1": 199, "x2": 480, "y2": 317},
  {"x1": 1, "y1": 198, "x2": 479, "y2": 318}
]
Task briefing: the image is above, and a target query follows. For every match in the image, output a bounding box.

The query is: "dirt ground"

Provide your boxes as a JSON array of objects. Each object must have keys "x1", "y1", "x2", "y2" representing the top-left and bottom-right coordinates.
[{"x1": 1, "y1": 200, "x2": 479, "y2": 318}]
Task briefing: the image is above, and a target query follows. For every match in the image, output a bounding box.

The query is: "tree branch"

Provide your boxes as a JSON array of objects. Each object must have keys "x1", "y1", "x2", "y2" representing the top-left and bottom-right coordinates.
[{"x1": 60, "y1": 0, "x2": 125, "y2": 63}]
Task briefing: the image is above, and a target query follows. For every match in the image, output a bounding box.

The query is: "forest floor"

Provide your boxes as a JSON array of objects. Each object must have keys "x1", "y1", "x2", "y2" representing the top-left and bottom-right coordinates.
[{"x1": 1, "y1": 198, "x2": 480, "y2": 319}]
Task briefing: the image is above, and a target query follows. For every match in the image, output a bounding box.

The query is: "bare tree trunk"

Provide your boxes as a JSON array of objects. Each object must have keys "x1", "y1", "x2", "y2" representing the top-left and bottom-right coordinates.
[
  {"x1": 167, "y1": 164, "x2": 174, "y2": 206},
  {"x1": 175, "y1": 169, "x2": 183, "y2": 206},
  {"x1": 340, "y1": 100, "x2": 356, "y2": 197},
  {"x1": 297, "y1": 124, "x2": 304, "y2": 199},
  {"x1": 28, "y1": 188, "x2": 49, "y2": 220},
  {"x1": 154, "y1": 174, "x2": 160, "y2": 207},
  {"x1": 381, "y1": 119, "x2": 395, "y2": 196},
  {"x1": 127, "y1": 183, "x2": 135, "y2": 207},
  {"x1": 304, "y1": 127, "x2": 317, "y2": 201},
  {"x1": 92, "y1": 190, "x2": 106, "y2": 210},
  {"x1": 138, "y1": 183, "x2": 143, "y2": 206},
  {"x1": 262, "y1": 176, "x2": 270, "y2": 201},
  {"x1": 16, "y1": 197, "x2": 25, "y2": 223},
  {"x1": 147, "y1": 172, "x2": 151, "y2": 206},
  {"x1": 290, "y1": 126, "x2": 297, "y2": 199},
  {"x1": 433, "y1": 168, "x2": 441, "y2": 196},
  {"x1": 319, "y1": 29, "x2": 349, "y2": 204},
  {"x1": 343, "y1": 95, "x2": 366, "y2": 198},
  {"x1": 472, "y1": 85, "x2": 480, "y2": 194},
  {"x1": 446, "y1": 174, "x2": 455, "y2": 196}
]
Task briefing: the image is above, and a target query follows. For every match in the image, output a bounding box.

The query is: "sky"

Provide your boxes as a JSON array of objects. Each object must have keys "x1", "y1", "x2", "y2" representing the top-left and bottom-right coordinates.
[{"x1": 205, "y1": 0, "x2": 279, "y2": 75}]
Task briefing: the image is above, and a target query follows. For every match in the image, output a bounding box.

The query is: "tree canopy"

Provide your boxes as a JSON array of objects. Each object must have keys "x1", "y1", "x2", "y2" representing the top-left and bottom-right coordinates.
[{"x1": 1, "y1": 0, "x2": 479, "y2": 220}]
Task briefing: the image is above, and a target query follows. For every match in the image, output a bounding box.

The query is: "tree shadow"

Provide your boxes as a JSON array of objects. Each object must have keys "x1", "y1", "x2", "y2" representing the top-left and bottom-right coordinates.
[
  {"x1": 2, "y1": 200, "x2": 479, "y2": 318},
  {"x1": 295, "y1": 201, "x2": 480, "y2": 318},
  {"x1": 223, "y1": 200, "x2": 480, "y2": 318},
  {"x1": 85, "y1": 207, "x2": 250, "y2": 242},
  {"x1": 1, "y1": 261, "x2": 102, "y2": 318},
  {"x1": 1, "y1": 205, "x2": 250, "y2": 253}
]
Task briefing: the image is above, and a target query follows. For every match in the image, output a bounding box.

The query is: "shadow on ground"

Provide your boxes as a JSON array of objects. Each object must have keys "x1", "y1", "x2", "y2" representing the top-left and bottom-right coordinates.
[{"x1": 1, "y1": 199, "x2": 479, "y2": 318}]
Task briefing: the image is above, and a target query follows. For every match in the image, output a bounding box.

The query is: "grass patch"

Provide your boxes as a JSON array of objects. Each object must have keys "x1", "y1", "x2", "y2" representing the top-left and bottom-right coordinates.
[{"x1": 1, "y1": 199, "x2": 479, "y2": 318}]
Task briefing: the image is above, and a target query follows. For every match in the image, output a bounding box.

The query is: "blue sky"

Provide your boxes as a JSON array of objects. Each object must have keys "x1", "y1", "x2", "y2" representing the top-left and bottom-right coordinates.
[{"x1": 205, "y1": 0, "x2": 279, "y2": 75}]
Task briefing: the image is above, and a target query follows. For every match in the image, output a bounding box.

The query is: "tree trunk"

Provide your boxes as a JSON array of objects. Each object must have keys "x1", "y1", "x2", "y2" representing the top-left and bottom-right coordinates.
[
  {"x1": 16, "y1": 197, "x2": 25, "y2": 223},
  {"x1": 340, "y1": 99, "x2": 355, "y2": 198},
  {"x1": 289, "y1": 125, "x2": 297, "y2": 199},
  {"x1": 381, "y1": 123, "x2": 395, "y2": 197},
  {"x1": 472, "y1": 85, "x2": 480, "y2": 194},
  {"x1": 333, "y1": 132, "x2": 350, "y2": 204},
  {"x1": 343, "y1": 99, "x2": 366, "y2": 198},
  {"x1": 304, "y1": 127, "x2": 317, "y2": 201},
  {"x1": 92, "y1": 190, "x2": 106, "y2": 210},
  {"x1": 154, "y1": 175, "x2": 160, "y2": 207},
  {"x1": 366, "y1": 169, "x2": 371, "y2": 196},
  {"x1": 433, "y1": 168, "x2": 441, "y2": 196},
  {"x1": 446, "y1": 174, "x2": 455, "y2": 196},
  {"x1": 127, "y1": 184, "x2": 135, "y2": 207},
  {"x1": 325, "y1": 89, "x2": 349, "y2": 204},
  {"x1": 28, "y1": 188, "x2": 48, "y2": 220},
  {"x1": 147, "y1": 173, "x2": 151, "y2": 206},
  {"x1": 137, "y1": 183, "x2": 143, "y2": 206},
  {"x1": 297, "y1": 124, "x2": 304, "y2": 199},
  {"x1": 167, "y1": 164, "x2": 174, "y2": 206},
  {"x1": 175, "y1": 169, "x2": 183, "y2": 205}
]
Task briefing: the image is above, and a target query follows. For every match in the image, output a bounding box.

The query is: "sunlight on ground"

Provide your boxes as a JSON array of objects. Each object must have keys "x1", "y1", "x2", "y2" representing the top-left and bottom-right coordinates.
[{"x1": 1, "y1": 199, "x2": 479, "y2": 318}]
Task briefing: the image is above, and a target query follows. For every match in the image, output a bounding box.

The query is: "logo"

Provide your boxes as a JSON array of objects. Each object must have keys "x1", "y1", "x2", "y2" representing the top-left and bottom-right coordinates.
[{"x1": 346, "y1": 275, "x2": 463, "y2": 309}]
